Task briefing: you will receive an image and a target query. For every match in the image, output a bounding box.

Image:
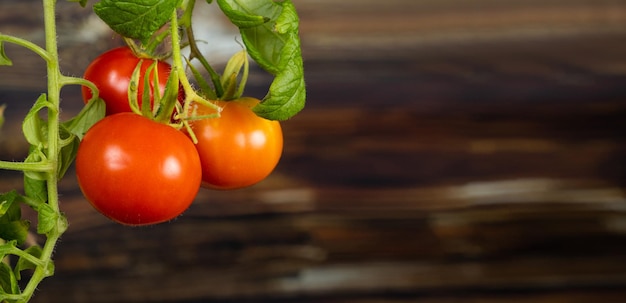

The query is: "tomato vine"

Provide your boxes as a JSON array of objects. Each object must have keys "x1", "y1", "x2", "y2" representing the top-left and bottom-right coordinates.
[{"x1": 0, "y1": 0, "x2": 305, "y2": 301}]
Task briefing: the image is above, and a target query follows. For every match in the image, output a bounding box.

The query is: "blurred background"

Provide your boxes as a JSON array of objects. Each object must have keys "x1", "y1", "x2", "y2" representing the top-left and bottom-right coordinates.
[{"x1": 1, "y1": 0, "x2": 626, "y2": 302}]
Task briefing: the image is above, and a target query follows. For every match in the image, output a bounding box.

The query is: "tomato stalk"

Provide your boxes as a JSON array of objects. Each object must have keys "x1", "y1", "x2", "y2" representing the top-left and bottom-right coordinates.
[
  {"x1": 184, "y1": 27, "x2": 224, "y2": 97},
  {"x1": 0, "y1": 0, "x2": 68, "y2": 300},
  {"x1": 167, "y1": 8, "x2": 220, "y2": 143},
  {"x1": 19, "y1": 0, "x2": 65, "y2": 300},
  {"x1": 179, "y1": 0, "x2": 224, "y2": 98}
]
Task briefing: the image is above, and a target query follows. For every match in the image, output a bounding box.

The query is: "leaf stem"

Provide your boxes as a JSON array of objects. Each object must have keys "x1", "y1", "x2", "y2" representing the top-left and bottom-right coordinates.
[
  {"x1": 5, "y1": 246, "x2": 45, "y2": 268},
  {"x1": 0, "y1": 34, "x2": 51, "y2": 63},
  {"x1": 59, "y1": 75, "x2": 100, "y2": 100},
  {"x1": 185, "y1": 26, "x2": 224, "y2": 97},
  {"x1": 0, "y1": 160, "x2": 54, "y2": 172}
]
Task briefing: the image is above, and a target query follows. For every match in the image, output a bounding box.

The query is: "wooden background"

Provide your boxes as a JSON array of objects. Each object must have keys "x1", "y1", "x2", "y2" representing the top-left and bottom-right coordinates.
[{"x1": 2, "y1": 0, "x2": 626, "y2": 302}]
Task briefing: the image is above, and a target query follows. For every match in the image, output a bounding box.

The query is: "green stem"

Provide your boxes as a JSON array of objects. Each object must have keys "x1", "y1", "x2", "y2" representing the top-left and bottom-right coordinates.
[
  {"x1": 42, "y1": 0, "x2": 61, "y2": 212},
  {"x1": 178, "y1": 0, "x2": 224, "y2": 97},
  {"x1": 171, "y1": 11, "x2": 192, "y2": 95},
  {"x1": 145, "y1": 29, "x2": 172, "y2": 56},
  {"x1": 179, "y1": 0, "x2": 195, "y2": 27},
  {"x1": 170, "y1": 10, "x2": 220, "y2": 112},
  {"x1": 59, "y1": 75, "x2": 99, "y2": 100},
  {"x1": 0, "y1": 160, "x2": 55, "y2": 172},
  {"x1": 0, "y1": 239, "x2": 8, "y2": 266},
  {"x1": 16, "y1": 0, "x2": 64, "y2": 301},
  {"x1": 185, "y1": 25, "x2": 224, "y2": 97},
  {"x1": 5, "y1": 246, "x2": 45, "y2": 268},
  {"x1": 0, "y1": 34, "x2": 51, "y2": 63}
]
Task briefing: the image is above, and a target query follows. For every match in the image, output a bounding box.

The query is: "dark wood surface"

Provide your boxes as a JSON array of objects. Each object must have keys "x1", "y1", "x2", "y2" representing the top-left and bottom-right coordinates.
[{"x1": 2, "y1": 0, "x2": 626, "y2": 302}]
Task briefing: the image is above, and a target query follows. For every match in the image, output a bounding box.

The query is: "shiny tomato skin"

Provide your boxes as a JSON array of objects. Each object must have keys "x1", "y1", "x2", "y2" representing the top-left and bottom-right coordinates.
[
  {"x1": 188, "y1": 99, "x2": 283, "y2": 190},
  {"x1": 76, "y1": 113, "x2": 201, "y2": 225},
  {"x1": 82, "y1": 47, "x2": 172, "y2": 116}
]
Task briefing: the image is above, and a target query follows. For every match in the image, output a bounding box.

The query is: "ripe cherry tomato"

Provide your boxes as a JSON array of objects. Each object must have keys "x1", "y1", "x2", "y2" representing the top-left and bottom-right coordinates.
[
  {"x1": 187, "y1": 98, "x2": 283, "y2": 190},
  {"x1": 76, "y1": 113, "x2": 202, "y2": 225},
  {"x1": 82, "y1": 47, "x2": 172, "y2": 116}
]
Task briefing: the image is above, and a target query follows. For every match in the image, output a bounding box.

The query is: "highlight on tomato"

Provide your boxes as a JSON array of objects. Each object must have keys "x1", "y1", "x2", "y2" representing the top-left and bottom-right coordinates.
[
  {"x1": 81, "y1": 47, "x2": 172, "y2": 115},
  {"x1": 75, "y1": 112, "x2": 202, "y2": 225},
  {"x1": 186, "y1": 98, "x2": 283, "y2": 190}
]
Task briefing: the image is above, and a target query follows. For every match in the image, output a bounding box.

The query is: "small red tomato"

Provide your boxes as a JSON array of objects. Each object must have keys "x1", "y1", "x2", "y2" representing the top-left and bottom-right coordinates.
[
  {"x1": 76, "y1": 113, "x2": 201, "y2": 225},
  {"x1": 187, "y1": 98, "x2": 283, "y2": 190},
  {"x1": 82, "y1": 47, "x2": 172, "y2": 115}
]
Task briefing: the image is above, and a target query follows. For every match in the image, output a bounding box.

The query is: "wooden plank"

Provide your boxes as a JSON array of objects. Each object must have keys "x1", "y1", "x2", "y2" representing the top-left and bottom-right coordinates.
[{"x1": 2, "y1": 1, "x2": 626, "y2": 302}]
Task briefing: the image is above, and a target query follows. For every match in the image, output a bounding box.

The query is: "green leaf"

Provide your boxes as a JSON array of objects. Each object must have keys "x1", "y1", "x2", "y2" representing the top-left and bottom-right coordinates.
[
  {"x1": 0, "y1": 262, "x2": 20, "y2": 295},
  {"x1": 57, "y1": 127, "x2": 80, "y2": 178},
  {"x1": 0, "y1": 192, "x2": 22, "y2": 223},
  {"x1": 93, "y1": 0, "x2": 182, "y2": 44},
  {"x1": 63, "y1": 97, "x2": 105, "y2": 140},
  {"x1": 0, "y1": 221, "x2": 30, "y2": 246},
  {"x1": 22, "y1": 94, "x2": 52, "y2": 146},
  {"x1": 0, "y1": 41, "x2": 12, "y2": 66},
  {"x1": 217, "y1": 0, "x2": 305, "y2": 120},
  {"x1": 59, "y1": 97, "x2": 105, "y2": 178},
  {"x1": 253, "y1": 45, "x2": 305, "y2": 120},
  {"x1": 186, "y1": 58, "x2": 217, "y2": 100},
  {"x1": 22, "y1": 146, "x2": 49, "y2": 206},
  {"x1": 0, "y1": 104, "x2": 5, "y2": 129},
  {"x1": 1, "y1": 191, "x2": 20, "y2": 217},
  {"x1": 14, "y1": 245, "x2": 43, "y2": 280},
  {"x1": 0, "y1": 192, "x2": 29, "y2": 245},
  {"x1": 67, "y1": 0, "x2": 89, "y2": 7},
  {"x1": 216, "y1": 0, "x2": 281, "y2": 72},
  {"x1": 0, "y1": 240, "x2": 17, "y2": 259},
  {"x1": 23, "y1": 175, "x2": 47, "y2": 207},
  {"x1": 214, "y1": 4, "x2": 268, "y2": 29},
  {"x1": 34, "y1": 203, "x2": 57, "y2": 235}
]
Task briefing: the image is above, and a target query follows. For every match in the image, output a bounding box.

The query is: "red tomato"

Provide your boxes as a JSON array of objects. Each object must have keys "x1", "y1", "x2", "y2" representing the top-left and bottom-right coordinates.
[
  {"x1": 82, "y1": 47, "x2": 172, "y2": 115},
  {"x1": 187, "y1": 98, "x2": 283, "y2": 190},
  {"x1": 76, "y1": 113, "x2": 201, "y2": 225}
]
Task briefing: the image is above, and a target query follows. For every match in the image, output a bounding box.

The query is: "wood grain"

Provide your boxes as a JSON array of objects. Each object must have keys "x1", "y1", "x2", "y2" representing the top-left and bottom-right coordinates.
[{"x1": 2, "y1": 0, "x2": 626, "y2": 302}]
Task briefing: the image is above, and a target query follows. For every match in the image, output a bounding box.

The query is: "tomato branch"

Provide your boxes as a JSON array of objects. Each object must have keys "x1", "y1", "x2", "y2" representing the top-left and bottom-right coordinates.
[
  {"x1": 178, "y1": 0, "x2": 225, "y2": 98},
  {"x1": 169, "y1": 9, "x2": 220, "y2": 115},
  {"x1": 4, "y1": 0, "x2": 69, "y2": 301},
  {"x1": 185, "y1": 26, "x2": 225, "y2": 97}
]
